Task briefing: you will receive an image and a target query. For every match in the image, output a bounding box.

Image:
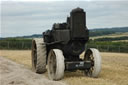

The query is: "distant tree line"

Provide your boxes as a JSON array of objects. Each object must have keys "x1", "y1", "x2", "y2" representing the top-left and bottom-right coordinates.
[
  {"x1": 0, "y1": 27, "x2": 127, "y2": 39},
  {"x1": 89, "y1": 27, "x2": 128, "y2": 37}
]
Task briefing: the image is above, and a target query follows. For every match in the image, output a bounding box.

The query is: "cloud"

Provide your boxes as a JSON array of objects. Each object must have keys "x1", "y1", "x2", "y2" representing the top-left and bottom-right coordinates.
[{"x1": 1, "y1": 1, "x2": 128, "y2": 37}]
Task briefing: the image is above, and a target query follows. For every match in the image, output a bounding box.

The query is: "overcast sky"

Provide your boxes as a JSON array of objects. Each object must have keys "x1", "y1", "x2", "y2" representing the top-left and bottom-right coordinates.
[{"x1": 1, "y1": 0, "x2": 128, "y2": 37}]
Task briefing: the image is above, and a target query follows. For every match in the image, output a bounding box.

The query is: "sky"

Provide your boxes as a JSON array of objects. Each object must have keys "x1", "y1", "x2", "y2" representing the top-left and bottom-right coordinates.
[{"x1": 0, "y1": 0, "x2": 128, "y2": 37}]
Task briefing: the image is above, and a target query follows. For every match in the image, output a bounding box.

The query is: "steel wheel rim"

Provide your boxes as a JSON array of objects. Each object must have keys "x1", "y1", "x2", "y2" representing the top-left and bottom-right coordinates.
[{"x1": 84, "y1": 50, "x2": 94, "y2": 76}]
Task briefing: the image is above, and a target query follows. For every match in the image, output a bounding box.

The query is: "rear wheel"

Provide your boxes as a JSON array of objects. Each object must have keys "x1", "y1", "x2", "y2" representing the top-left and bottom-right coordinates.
[
  {"x1": 31, "y1": 38, "x2": 47, "y2": 73},
  {"x1": 47, "y1": 49, "x2": 65, "y2": 80},
  {"x1": 84, "y1": 48, "x2": 101, "y2": 77}
]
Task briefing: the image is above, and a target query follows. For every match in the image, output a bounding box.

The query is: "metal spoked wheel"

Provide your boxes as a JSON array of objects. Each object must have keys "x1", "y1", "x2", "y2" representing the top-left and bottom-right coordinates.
[
  {"x1": 47, "y1": 49, "x2": 65, "y2": 80},
  {"x1": 31, "y1": 38, "x2": 47, "y2": 73},
  {"x1": 84, "y1": 48, "x2": 101, "y2": 78}
]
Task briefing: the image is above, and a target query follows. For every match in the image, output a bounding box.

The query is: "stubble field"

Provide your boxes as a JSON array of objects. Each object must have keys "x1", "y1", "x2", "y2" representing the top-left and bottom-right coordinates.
[{"x1": 0, "y1": 50, "x2": 128, "y2": 85}]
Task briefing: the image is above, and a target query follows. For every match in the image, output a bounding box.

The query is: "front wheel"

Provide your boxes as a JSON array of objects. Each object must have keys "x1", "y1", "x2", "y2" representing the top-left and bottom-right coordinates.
[
  {"x1": 47, "y1": 49, "x2": 65, "y2": 80},
  {"x1": 84, "y1": 48, "x2": 101, "y2": 78}
]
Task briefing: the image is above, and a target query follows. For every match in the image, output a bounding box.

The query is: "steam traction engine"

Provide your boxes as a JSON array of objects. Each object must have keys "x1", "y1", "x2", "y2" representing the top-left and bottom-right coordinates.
[{"x1": 32, "y1": 7, "x2": 101, "y2": 80}]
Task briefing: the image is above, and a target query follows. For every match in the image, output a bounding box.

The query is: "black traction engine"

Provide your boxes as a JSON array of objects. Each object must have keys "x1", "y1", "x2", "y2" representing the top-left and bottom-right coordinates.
[{"x1": 32, "y1": 7, "x2": 101, "y2": 80}]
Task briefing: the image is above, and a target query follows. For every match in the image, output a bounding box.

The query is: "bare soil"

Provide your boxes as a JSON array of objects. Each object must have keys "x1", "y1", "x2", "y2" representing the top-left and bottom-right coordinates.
[{"x1": 0, "y1": 56, "x2": 66, "y2": 85}]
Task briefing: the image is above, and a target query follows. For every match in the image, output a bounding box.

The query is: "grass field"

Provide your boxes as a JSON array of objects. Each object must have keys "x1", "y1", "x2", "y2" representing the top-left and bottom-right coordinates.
[{"x1": 0, "y1": 50, "x2": 128, "y2": 85}]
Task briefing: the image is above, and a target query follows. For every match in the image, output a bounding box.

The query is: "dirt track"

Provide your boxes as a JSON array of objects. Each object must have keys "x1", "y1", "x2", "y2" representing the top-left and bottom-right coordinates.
[{"x1": 0, "y1": 56, "x2": 67, "y2": 85}]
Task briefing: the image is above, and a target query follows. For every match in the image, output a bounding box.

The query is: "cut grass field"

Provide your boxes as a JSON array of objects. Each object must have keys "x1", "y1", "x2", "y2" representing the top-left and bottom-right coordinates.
[
  {"x1": 91, "y1": 32, "x2": 128, "y2": 41},
  {"x1": 0, "y1": 50, "x2": 128, "y2": 85}
]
